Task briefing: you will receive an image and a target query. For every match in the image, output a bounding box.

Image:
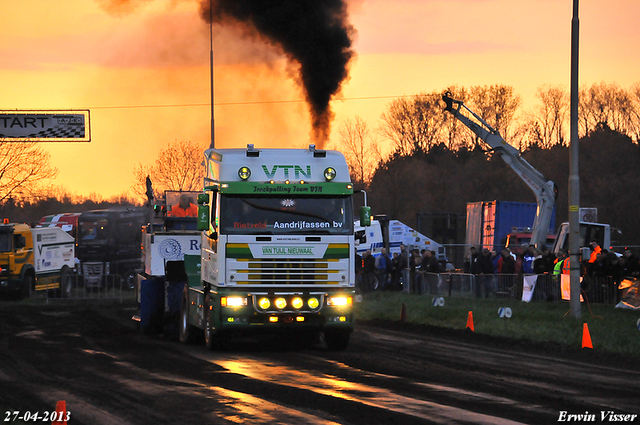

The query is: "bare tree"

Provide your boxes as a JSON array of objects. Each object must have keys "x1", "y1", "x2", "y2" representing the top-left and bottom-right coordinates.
[
  {"x1": 336, "y1": 116, "x2": 381, "y2": 186},
  {"x1": 0, "y1": 142, "x2": 58, "y2": 203},
  {"x1": 379, "y1": 92, "x2": 446, "y2": 156},
  {"x1": 469, "y1": 84, "x2": 522, "y2": 143},
  {"x1": 525, "y1": 85, "x2": 569, "y2": 148},
  {"x1": 440, "y1": 85, "x2": 476, "y2": 151},
  {"x1": 629, "y1": 82, "x2": 640, "y2": 142},
  {"x1": 131, "y1": 140, "x2": 206, "y2": 201},
  {"x1": 579, "y1": 82, "x2": 635, "y2": 137}
]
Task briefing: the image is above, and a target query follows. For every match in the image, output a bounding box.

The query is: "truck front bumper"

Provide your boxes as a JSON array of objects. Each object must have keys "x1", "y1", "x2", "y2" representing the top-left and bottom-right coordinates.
[
  {"x1": 210, "y1": 291, "x2": 355, "y2": 336},
  {"x1": 0, "y1": 278, "x2": 21, "y2": 293}
]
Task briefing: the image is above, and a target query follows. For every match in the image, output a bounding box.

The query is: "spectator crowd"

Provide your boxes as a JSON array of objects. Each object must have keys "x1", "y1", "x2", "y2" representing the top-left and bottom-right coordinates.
[{"x1": 356, "y1": 241, "x2": 640, "y2": 297}]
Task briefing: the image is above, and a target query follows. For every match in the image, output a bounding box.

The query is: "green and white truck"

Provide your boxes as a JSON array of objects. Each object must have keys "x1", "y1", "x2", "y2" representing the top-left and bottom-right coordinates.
[{"x1": 180, "y1": 144, "x2": 360, "y2": 350}]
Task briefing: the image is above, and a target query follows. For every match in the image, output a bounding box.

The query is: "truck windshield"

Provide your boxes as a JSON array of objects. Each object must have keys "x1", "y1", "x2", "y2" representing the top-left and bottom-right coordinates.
[
  {"x1": 220, "y1": 195, "x2": 353, "y2": 235},
  {"x1": 0, "y1": 233, "x2": 11, "y2": 252},
  {"x1": 78, "y1": 219, "x2": 109, "y2": 241},
  {"x1": 559, "y1": 224, "x2": 606, "y2": 252}
]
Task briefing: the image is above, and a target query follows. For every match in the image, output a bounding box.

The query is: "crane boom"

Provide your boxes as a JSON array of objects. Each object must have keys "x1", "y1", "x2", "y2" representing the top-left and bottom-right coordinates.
[{"x1": 442, "y1": 92, "x2": 557, "y2": 249}]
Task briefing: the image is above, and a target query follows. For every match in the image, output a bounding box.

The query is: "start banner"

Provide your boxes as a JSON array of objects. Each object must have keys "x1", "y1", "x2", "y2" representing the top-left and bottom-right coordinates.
[{"x1": 0, "y1": 110, "x2": 90, "y2": 141}]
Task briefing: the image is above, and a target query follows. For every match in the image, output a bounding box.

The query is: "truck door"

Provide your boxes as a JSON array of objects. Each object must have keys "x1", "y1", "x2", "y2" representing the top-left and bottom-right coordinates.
[{"x1": 201, "y1": 190, "x2": 218, "y2": 286}]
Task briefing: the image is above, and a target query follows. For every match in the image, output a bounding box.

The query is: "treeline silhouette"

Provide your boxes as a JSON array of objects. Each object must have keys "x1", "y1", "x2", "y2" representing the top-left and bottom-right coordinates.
[
  {"x1": 366, "y1": 125, "x2": 640, "y2": 246},
  {"x1": 5, "y1": 128, "x2": 638, "y2": 248},
  {"x1": 0, "y1": 197, "x2": 141, "y2": 226}
]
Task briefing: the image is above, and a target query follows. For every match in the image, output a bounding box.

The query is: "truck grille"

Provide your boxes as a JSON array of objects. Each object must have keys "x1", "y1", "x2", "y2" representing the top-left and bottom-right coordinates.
[
  {"x1": 82, "y1": 262, "x2": 104, "y2": 286},
  {"x1": 82, "y1": 262, "x2": 104, "y2": 275},
  {"x1": 227, "y1": 258, "x2": 348, "y2": 286}
]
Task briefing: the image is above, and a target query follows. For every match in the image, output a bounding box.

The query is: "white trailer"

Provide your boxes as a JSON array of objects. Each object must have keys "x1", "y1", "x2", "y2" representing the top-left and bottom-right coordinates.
[
  {"x1": 355, "y1": 218, "x2": 448, "y2": 260},
  {"x1": 31, "y1": 227, "x2": 75, "y2": 276}
]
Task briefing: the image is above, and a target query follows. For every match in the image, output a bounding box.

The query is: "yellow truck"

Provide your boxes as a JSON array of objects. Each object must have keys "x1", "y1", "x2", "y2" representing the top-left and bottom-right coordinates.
[{"x1": 0, "y1": 223, "x2": 75, "y2": 299}]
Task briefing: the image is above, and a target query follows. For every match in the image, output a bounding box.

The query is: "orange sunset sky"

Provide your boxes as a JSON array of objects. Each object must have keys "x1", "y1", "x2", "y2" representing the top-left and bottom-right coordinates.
[{"x1": 1, "y1": 0, "x2": 639, "y2": 199}]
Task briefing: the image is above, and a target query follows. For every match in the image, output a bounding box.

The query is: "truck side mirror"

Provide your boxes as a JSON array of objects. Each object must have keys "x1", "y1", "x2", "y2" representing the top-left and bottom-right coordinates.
[
  {"x1": 197, "y1": 192, "x2": 211, "y2": 231},
  {"x1": 197, "y1": 205, "x2": 209, "y2": 231},
  {"x1": 197, "y1": 193, "x2": 209, "y2": 204},
  {"x1": 198, "y1": 190, "x2": 217, "y2": 238},
  {"x1": 359, "y1": 206, "x2": 371, "y2": 227}
]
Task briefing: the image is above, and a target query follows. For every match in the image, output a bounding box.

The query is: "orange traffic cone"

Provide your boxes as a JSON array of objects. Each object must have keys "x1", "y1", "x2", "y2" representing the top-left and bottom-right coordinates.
[
  {"x1": 400, "y1": 303, "x2": 407, "y2": 322},
  {"x1": 52, "y1": 400, "x2": 67, "y2": 424},
  {"x1": 466, "y1": 311, "x2": 474, "y2": 332},
  {"x1": 582, "y1": 323, "x2": 593, "y2": 349}
]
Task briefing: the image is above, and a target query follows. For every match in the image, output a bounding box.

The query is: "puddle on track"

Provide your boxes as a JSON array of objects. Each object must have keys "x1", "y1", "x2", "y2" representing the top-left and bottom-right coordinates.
[{"x1": 188, "y1": 351, "x2": 527, "y2": 425}]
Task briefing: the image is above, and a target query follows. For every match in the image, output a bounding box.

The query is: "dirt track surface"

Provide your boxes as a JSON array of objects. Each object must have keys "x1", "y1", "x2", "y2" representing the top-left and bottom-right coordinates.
[{"x1": 1, "y1": 301, "x2": 639, "y2": 425}]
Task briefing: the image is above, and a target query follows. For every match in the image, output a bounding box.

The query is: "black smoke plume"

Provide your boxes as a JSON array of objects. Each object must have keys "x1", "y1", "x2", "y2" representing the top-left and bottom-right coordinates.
[{"x1": 199, "y1": 0, "x2": 357, "y2": 146}]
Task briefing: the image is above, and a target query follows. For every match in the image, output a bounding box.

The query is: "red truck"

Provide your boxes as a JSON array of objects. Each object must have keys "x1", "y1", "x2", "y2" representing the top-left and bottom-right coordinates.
[{"x1": 37, "y1": 213, "x2": 81, "y2": 239}]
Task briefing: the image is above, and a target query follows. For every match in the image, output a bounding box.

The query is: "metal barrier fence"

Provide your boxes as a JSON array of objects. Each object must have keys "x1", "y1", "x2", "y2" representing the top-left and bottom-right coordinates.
[
  {"x1": 412, "y1": 271, "x2": 622, "y2": 305},
  {"x1": 45, "y1": 274, "x2": 131, "y2": 302}
]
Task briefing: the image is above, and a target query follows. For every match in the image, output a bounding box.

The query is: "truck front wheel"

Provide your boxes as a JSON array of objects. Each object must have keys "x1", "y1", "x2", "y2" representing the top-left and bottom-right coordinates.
[
  {"x1": 122, "y1": 272, "x2": 136, "y2": 291},
  {"x1": 60, "y1": 266, "x2": 73, "y2": 298},
  {"x1": 203, "y1": 293, "x2": 215, "y2": 350},
  {"x1": 179, "y1": 286, "x2": 195, "y2": 344},
  {"x1": 324, "y1": 330, "x2": 351, "y2": 351},
  {"x1": 20, "y1": 275, "x2": 33, "y2": 299}
]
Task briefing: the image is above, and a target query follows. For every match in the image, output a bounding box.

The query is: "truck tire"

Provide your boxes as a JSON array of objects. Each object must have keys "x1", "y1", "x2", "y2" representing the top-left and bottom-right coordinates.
[
  {"x1": 203, "y1": 293, "x2": 215, "y2": 350},
  {"x1": 179, "y1": 286, "x2": 196, "y2": 344},
  {"x1": 19, "y1": 275, "x2": 33, "y2": 300},
  {"x1": 324, "y1": 330, "x2": 350, "y2": 351},
  {"x1": 123, "y1": 272, "x2": 136, "y2": 291},
  {"x1": 203, "y1": 293, "x2": 227, "y2": 350},
  {"x1": 60, "y1": 266, "x2": 73, "y2": 299}
]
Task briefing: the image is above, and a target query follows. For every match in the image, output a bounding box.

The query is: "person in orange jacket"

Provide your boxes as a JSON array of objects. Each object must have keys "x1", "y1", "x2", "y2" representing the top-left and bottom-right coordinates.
[
  {"x1": 588, "y1": 241, "x2": 602, "y2": 263},
  {"x1": 168, "y1": 194, "x2": 197, "y2": 217}
]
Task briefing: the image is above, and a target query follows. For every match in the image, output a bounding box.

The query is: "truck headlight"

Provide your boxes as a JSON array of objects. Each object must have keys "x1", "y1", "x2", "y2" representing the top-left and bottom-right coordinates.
[
  {"x1": 291, "y1": 297, "x2": 304, "y2": 309},
  {"x1": 274, "y1": 297, "x2": 287, "y2": 310},
  {"x1": 258, "y1": 297, "x2": 271, "y2": 310},
  {"x1": 327, "y1": 296, "x2": 352, "y2": 307},
  {"x1": 221, "y1": 296, "x2": 247, "y2": 307},
  {"x1": 238, "y1": 167, "x2": 251, "y2": 180},
  {"x1": 324, "y1": 167, "x2": 337, "y2": 181}
]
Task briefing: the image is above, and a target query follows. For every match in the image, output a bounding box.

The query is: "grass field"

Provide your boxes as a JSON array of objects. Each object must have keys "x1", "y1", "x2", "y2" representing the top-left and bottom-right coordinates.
[{"x1": 354, "y1": 292, "x2": 640, "y2": 359}]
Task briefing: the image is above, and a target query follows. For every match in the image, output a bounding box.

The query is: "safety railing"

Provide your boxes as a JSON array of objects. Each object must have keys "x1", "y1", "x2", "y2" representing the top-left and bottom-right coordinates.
[
  {"x1": 407, "y1": 271, "x2": 624, "y2": 305},
  {"x1": 45, "y1": 273, "x2": 133, "y2": 302}
]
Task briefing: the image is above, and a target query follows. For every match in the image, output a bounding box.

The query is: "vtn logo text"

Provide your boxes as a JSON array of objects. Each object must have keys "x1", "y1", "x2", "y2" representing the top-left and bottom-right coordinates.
[{"x1": 262, "y1": 165, "x2": 311, "y2": 180}]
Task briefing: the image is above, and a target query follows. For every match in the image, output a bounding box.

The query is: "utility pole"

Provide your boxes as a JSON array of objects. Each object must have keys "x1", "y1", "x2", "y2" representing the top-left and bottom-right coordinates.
[
  {"x1": 569, "y1": 0, "x2": 581, "y2": 318},
  {"x1": 209, "y1": 0, "x2": 215, "y2": 149}
]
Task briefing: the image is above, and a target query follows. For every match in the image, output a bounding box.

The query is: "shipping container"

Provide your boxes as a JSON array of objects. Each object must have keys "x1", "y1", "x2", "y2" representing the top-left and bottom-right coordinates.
[{"x1": 465, "y1": 201, "x2": 556, "y2": 252}]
